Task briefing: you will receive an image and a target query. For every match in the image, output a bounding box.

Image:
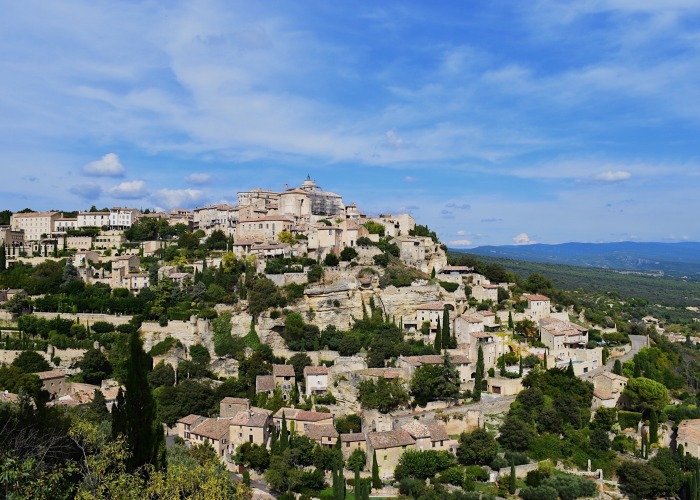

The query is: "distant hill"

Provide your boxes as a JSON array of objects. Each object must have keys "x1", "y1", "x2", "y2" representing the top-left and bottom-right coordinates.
[{"x1": 463, "y1": 241, "x2": 700, "y2": 279}]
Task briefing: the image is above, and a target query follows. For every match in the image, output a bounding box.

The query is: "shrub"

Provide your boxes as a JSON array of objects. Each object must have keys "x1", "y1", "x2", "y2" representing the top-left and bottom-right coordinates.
[
  {"x1": 438, "y1": 466, "x2": 464, "y2": 486},
  {"x1": 91, "y1": 321, "x2": 115, "y2": 334},
  {"x1": 618, "y1": 411, "x2": 642, "y2": 430},
  {"x1": 439, "y1": 281, "x2": 459, "y2": 293},
  {"x1": 270, "y1": 310, "x2": 280, "y2": 320},
  {"x1": 324, "y1": 253, "x2": 339, "y2": 266}
]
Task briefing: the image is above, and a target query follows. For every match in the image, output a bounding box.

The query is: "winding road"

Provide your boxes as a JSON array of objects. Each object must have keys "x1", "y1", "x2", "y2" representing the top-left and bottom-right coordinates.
[{"x1": 581, "y1": 334, "x2": 648, "y2": 379}]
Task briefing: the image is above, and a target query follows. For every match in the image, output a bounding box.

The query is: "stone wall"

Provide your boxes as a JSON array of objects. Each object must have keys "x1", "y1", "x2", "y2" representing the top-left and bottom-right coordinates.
[
  {"x1": 140, "y1": 317, "x2": 211, "y2": 353},
  {"x1": 33, "y1": 312, "x2": 133, "y2": 326},
  {"x1": 0, "y1": 347, "x2": 87, "y2": 368}
]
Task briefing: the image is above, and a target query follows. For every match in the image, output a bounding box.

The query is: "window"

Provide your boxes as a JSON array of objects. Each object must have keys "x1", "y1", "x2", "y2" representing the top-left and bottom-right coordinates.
[{"x1": 346, "y1": 442, "x2": 350, "y2": 448}]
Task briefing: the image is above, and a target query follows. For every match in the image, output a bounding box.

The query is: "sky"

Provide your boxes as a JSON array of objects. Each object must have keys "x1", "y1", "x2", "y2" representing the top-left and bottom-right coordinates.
[{"x1": 1, "y1": 1, "x2": 699, "y2": 247}]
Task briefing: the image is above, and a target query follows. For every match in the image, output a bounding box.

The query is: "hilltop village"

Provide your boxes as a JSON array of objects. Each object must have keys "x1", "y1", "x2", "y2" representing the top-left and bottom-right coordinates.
[{"x1": 0, "y1": 177, "x2": 697, "y2": 499}]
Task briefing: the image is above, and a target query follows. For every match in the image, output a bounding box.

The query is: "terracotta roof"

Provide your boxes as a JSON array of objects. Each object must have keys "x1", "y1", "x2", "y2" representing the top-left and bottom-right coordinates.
[
  {"x1": 192, "y1": 418, "x2": 231, "y2": 441},
  {"x1": 256, "y1": 375, "x2": 275, "y2": 393},
  {"x1": 460, "y1": 315, "x2": 484, "y2": 324},
  {"x1": 402, "y1": 421, "x2": 431, "y2": 439},
  {"x1": 524, "y1": 294, "x2": 550, "y2": 301},
  {"x1": 427, "y1": 424, "x2": 449, "y2": 442},
  {"x1": 304, "y1": 366, "x2": 329, "y2": 376},
  {"x1": 178, "y1": 414, "x2": 207, "y2": 426},
  {"x1": 678, "y1": 419, "x2": 700, "y2": 444},
  {"x1": 416, "y1": 302, "x2": 445, "y2": 311},
  {"x1": 230, "y1": 408, "x2": 272, "y2": 428},
  {"x1": 594, "y1": 372, "x2": 628, "y2": 383},
  {"x1": 356, "y1": 368, "x2": 402, "y2": 379},
  {"x1": 273, "y1": 364, "x2": 295, "y2": 378},
  {"x1": 306, "y1": 423, "x2": 339, "y2": 440},
  {"x1": 34, "y1": 370, "x2": 66, "y2": 380},
  {"x1": 12, "y1": 211, "x2": 58, "y2": 218},
  {"x1": 341, "y1": 432, "x2": 367, "y2": 443},
  {"x1": 273, "y1": 408, "x2": 333, "y2": 422},
  {"x1": 367, "y1": 429, "x2": 416, "y2": 449},
  {"x1": 593, "y1": 389, "x2": 614, "y2": 401},
  {"x1": 221, "y1": 397, "x2": 250, "y2": 406}
]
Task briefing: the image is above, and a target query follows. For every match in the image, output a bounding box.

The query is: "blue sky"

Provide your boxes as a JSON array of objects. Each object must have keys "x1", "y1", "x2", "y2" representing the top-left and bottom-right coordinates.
[{"x1": 1, "y1": 1, "x2": 699, "y2": 247}]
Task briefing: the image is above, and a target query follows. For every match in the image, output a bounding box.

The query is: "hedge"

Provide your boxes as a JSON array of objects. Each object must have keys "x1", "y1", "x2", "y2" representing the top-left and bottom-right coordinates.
[{"x1": 618, "y1": 410, "x2": 642, "y2": 430}]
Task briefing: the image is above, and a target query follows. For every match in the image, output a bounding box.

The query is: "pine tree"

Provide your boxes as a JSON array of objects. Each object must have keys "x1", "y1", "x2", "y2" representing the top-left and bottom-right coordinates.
[
  {"x1": 125, "y1": 330, "x2": 164, "y2": 471},
  {"x1": 371, "y1": 449, "x2": 381, "y2": 489},
  {"x1": 473, "y1": 345, "x2": 484, "y2": 402},
  {"x1": 280, "y1": 411, "x2": 289, "y2": 452},
  {"x1": 509, "y1": 462, "x2": 516, "y2": 494},
  {"x1": 442, "y1": 307, "x2": 451, "y2": 349},
  {"x1": 434, "y1": 317, "x2": 442, "y2": 352},
  {"x1": 649, "y1": 409, "x2": 658, "y2": 444}
]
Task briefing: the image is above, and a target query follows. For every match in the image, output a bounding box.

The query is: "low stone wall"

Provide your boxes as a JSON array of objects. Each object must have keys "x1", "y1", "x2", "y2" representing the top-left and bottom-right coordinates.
[
  {"x1": 264, "y1": 273, "x2": 308, "y2": 287},
  {"x1": 33, "y1": 312, "x2": 133, "y2": 326},
  {"x1": 498, "y1": 462, "x2": 539, "y2": 480},
  {"x1": 0, "y1": 347, "x2": 87, "y2": 368}
]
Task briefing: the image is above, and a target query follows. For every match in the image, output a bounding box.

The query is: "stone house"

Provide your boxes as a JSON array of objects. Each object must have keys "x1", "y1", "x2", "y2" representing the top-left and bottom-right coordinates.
[
  {"x1": 366, "y1": 429, "x2": 416, "y2": 479},
  {"x1": 255, "y1": 375, "x2": 276, "y2": 397},
  {"x1": 591, "y1": 371, "x2": 628, "y2": 410},
  {"x1": 524, "y1": 294, "x2": 551, "y2": 321},
  {"x1": 188, "y1": 417, "x2": 232, "y2": 461},
  {"x1": 237, "y1": 215, "x2": 294, "y2": 242},
  {"x1": 220, "y1": 397, "x2": 251, "y2": 418},
  {"x1": 471, "y1": 284, "x2": 500, "y2": 303},
  {"x1": 678, "y1": 419, "x2": 700, "y2": 459},
  {"x1": 94, "y1": 230, "x2": 125, "y2": 250},
  {"x1": 176, "y1": 414, "x2": 207, "y2": 441},
  {"x1": 109, "y1": 208, "x2": 141, "y2": 230},
  {"x1": 272, "y1": 364, "x2": 296, "y2": 399},
  {"x1": 401, "y1": 421, "x2": 456, "y2": 453},
  {"x1": 340, "y1": 432, "x2": 367, "y2": 460},
  {"x1": 35, "y1": 370, "x2": 69, "y2": 398},
  {"x1": 77, "y1": 211, "x2": 110, "y2": 228},
  {"x1": 540, "y1": 318, "x2": 588, "y2": 352},
  {"x1": 10, "y1": 211, "x2": 61, "y2": 241},
  {"x1": 228, "y1": 407, "x2": 272, "y2": 449},
  {"x1": 272, "y1": 408, "x2": 334, "y2": 436},
  {"x1": 396, "y1": 354, "x2": 472, "y2": 390},
  {"x1": 306, "y1": 423, "x2": 339, "y2": 448},
  {"x1": 304, "y1": 365, "x2": 329, "y2": 396}
]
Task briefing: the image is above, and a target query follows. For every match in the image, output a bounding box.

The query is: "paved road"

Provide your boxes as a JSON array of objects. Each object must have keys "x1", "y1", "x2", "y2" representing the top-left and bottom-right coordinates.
[{"x1": 582, "y1": 334, "x2": 647, "y2": 379}]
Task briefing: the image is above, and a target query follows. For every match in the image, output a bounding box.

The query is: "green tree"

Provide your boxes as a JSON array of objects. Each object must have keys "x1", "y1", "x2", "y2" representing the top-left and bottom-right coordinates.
[
  {"x1": 394, "y1": 450, "x2": 456, "y2": 481},
  {"x1": 358, "y1": 377, "x2": 409, "y2": 413},
  {"x1": 649, "y1": 448, "x2": 684, "y2": 496},
  {"x1": 649, "y1": 409, "x2": 658, "y2": 445},
  {"x1": 346, "y1": 448, "x2": 366, "y2": 472},
  {"x1": 148, "y1": 361, "x2": 175, "y2": 388},
  {"x1": 280, "y1": 411, "x2": 289, "y2": 452},
  {"x1": 125, "y1": 330, "x2": 164, "y2": 471},
  {"x1": 434, "y1": 317, "x2": 442, "y2": 352},
  {"x1": 410, "y1": 355, "x2": 460, "y2": 407},
  {"x1": 473, "y1": 345, "x2": 484, "y2": 402},
  {"x1": 498, "y1": 415, "x2": 535, "y2": 452},
  {"x1": 324, "y1": 253, "x2": 339, "y2": 266},
  {"x1": 371, "y1": 449, "x2": 381, "y2": 489},
  {"x1": 277, "y1": 230, "x2": 296, "y2": 245},
  {"x1": 509, "y1": 463, "x2": 516, "y2": 494},
  {"x1": 11, "y1": 350, "x2": 51, "y2": 373},
  {"x1": 457, "y1": 428, "x2": 498, "y2": 466},
  {"x1": 508, "y1": 311, "x2": 514, "y2": 330},
  {"x1": 62, "y1": 258, "x2": 79, "y2": 284},
  {"x1": 78, "y1": 348, "x2": 112, "y2": 385},
  {"x1": 340, "y1": 246, "x2": 358, "y2": 261},
  {"x1": 0, "y1": 243, "x2": 5, "y2": 271},
  {"x1": 617, "y1": 460, "x2": 666, "y2": 499},
  {"x1": 623, "y1": 377, "x2": 670, "y2": 412}
]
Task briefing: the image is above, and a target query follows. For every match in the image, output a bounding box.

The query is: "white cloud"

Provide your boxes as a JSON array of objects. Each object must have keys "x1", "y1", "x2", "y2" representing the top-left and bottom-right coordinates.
[
  {"x1": 456, "y1": 229, "x2": 466, "y2": 235},
  {"x1": 70, "y1": 182, "x2": 103, "y2": 199},
  {"x1": 403, "y1": 175, "x2": 416, "y2": 183},
  {"x1": 152, "y1": 188, "x2": 207, "y2": 209},
  {"x1": 385, "y1": 130, "x2": 404, "y2": 148},
  {"x1": 594, "y1": 170, "x2": 632, "y2": 182},
  {"x1": 513, "y1": 232, "x2": 536, "y2": 245},
  {"x1": 83, "y1": 153, "x2": 125, "y2": 177},
  {"x1": 449, "y1": 239, "x2": 472, "y2": 247},
  {"x1": 185, "y1": 173, "x2": 211, "y2": 185},
  {"x1": 108, "y1": 180, "x2": 147, "y2": 199}
]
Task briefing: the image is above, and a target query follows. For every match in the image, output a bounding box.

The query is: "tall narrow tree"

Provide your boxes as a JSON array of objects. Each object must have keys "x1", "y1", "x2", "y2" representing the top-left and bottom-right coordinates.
[
  {"x1": 509, "y1": 462, "x2": 516, "y2": 494},
  {"x1": 0, "y1": 243, "x2": 5, "y2": 271},
  {"x1": 280, "y1": 411, "x2": 289, "y2": 452},
  {"x1": 473, "y1": 345, "x2": 484, "y2": 402},
  {"x1": 519, "y1": 354, "x2": 523, "y2": 377},
  {"x1": 442, "y1": 307, "x2": 451, "y2": 349},
  {"x1": 649, "y1": 409, "x2": 659, "y2": 444},
  {"x1": 125, "y1": 330, "x2": 164, "y2": 471},
  {"x1": 508, "y1": 311, "x2": 514, "y2": 330},
  {"x1": 566, "y1": 359, "x2": 575, "y2": 377},
  {"x1": 613, "y1": 359, "x2": 623, "y2": 375},
  {"x1": 111, "y1": 388, "x2": 127, "y2": 440},
  {"x1": 371, "y1": 449, "x2": 381, "y2": 489},
  {"x1": 434, "y1": 317, "x2": 442, "y2": 352}
]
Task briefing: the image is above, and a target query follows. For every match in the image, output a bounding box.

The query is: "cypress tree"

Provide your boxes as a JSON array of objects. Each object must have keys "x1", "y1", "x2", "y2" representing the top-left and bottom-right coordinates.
[
  {"x1": 442, "y1": 307, "x2": 451, "y2": 349},
  {"x1": 633, "y1": 361, "x2": 641, "y2": 378},
  {"x1": 111, "y1": 388, "x2": 127, "y2": 440},
  {"x1": 508, "y1": 311, "x2": 513, "y2": 330},
  {"x1": 566, "y1": 359, "x2": 575, "y2": 377},
  {"x1": 649, "y1": 409, "x2": 659, "y2": 444},
  {"x1": 0, "y1": 243, "x2": 5, "y2": 271},
  {"x1": 519, "y1": 354, "x2": 523, "y2": 377},
  {"x1": 544, "y1": 349, "x2": 548, "y2": 369},
  {"x1": 473, "y1": 345, "x2": 484, "y2": 402},
  {"x1": 498, "y1": 352, "x2": 506, "y2": 376},
  {"x1": 430, "y1": 266, "x2": 435, "y2": 279},
  {"x1": 270, "y1": 424, "x2": 278, "y2": 454},
  {"x1": 125, "y1": 329, "x2": 164, "y2": 471},
  {"x1": 509, "y1": 462, "x2": 516, "y2": 494},
  {"x1": 678, "y1": 443, "x2": 685, "y2": 458},
  {"x1": 362, "y1": 299, "x2": 368, "y2": 321},
  {"x1": 434, "y1": 317, "x2": 442, "y2": 352},
  {"x1": 280, "y1": 411, "x2": 289, "y2": 452},
  {"x1": 371, "y1": 449, "x2": 381, "y2": 489}
]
